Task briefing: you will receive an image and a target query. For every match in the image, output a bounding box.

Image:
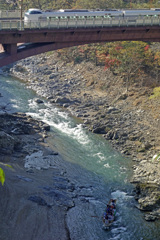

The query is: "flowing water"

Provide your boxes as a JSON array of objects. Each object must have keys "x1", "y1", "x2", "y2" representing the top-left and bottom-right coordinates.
[{"x1": 0, "y1": 74, "x2": 160, "y2": 240}]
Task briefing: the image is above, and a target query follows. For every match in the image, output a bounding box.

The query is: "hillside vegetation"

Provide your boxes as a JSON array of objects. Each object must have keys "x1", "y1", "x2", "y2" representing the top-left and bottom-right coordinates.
[
  {"x1": 57, "y1": 41, "x2": 160, "y2": 90},
  {"x1": 1, "y1": 0, "x2": 160, "y2": 11}
]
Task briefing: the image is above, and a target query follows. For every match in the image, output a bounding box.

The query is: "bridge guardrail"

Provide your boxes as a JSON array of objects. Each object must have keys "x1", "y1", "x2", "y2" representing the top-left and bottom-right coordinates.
[
  {"x1": 0, "y1": 10, "x2": 24, "y2": 19},
  {"x1": 0, "y1": 16, "x2": 160, "y2": 30}
]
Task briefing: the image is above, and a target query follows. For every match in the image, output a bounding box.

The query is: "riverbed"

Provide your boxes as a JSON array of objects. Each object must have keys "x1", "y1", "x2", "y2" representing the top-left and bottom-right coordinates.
[{"x1": 0, "y1": 72, "x2": 160, "y2": 239}]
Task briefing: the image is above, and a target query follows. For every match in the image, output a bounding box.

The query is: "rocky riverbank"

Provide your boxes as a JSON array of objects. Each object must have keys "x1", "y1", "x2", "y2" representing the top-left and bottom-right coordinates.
[
  {"x1": 2, "y1": 52, "x2": 160, "y2": 221},
  {"x1": 0, "y1": 112, "x2": 110, "y2": 240},
  {"x1": 0, "y1": 112, "x2": 71, "y2": 239}
]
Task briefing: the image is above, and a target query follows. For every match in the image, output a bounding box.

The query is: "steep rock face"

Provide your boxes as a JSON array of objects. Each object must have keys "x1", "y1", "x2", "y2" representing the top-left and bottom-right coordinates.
[{"x1": 3, "y1": 53, "x2": 160, "y2": 220}]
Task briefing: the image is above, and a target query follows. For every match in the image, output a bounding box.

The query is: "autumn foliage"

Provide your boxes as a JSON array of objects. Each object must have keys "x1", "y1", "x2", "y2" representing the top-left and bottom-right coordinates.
[{"x1": 57, "y1": 41, "x2": 160, "y2": 89}]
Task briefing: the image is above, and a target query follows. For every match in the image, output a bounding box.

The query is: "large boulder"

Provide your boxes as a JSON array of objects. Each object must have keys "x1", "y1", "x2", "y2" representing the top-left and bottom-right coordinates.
[
  {"x1": 55, "y1": 97, "x2": 72, "y2": 104},
  {"x1": 0, "y1": 131, "x2": 15, "y2": 154},
  {"x1": 136, "y1": 183, "x2": 160, "y2": 211}
]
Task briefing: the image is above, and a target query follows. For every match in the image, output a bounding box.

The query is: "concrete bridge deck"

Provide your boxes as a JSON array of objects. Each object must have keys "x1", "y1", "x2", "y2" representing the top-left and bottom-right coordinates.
[{"x1": 0, "y1": 17, "x2": 160, "y2": 67}]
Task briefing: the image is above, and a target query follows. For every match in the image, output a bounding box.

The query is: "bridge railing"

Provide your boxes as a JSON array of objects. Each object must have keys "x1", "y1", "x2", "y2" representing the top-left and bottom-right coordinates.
[
  {"x1": 0, "y1": 10, "x2": 24, "y2": 19},
  {"x1": 0, "y1": 16, "x2": 160, "y2": 30}
]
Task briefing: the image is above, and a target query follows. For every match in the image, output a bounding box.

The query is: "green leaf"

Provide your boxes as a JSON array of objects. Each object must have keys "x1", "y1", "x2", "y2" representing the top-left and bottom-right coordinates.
[
  {"x1": 5, "y1": 164, "x2": 13, "y2": 169},
  {"x1": 0, "y1": 168, "x2": 5, "y2": 186}
]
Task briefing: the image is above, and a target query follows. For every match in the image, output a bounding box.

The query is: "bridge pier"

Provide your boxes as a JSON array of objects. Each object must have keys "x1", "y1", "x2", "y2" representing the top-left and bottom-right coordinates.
[{"x1": 2, "y1": 43, "x2": 17, "y2": 55}]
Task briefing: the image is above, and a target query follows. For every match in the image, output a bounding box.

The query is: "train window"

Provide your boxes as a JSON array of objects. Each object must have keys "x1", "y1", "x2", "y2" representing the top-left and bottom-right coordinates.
[
  {"x1": 29, "y1": 10, "x2": 42, "y2": 14},
  {"x1": 104, "y1": 15, "x2": 111, "y2": 18},
  {"x1": 47, "y1": 17, "x2": 55, "y2": 20}
]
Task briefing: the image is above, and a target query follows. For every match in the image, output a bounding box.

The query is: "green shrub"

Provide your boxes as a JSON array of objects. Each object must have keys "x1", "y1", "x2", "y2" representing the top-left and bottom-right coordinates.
[{"x1": 149, "y1": 87, "x2": 160, "y2": 99}]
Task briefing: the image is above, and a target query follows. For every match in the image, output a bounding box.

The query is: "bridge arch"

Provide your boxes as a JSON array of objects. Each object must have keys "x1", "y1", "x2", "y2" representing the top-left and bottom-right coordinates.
[{"x1": 0, "y1": 26, "x2": 160, "y2": 67}]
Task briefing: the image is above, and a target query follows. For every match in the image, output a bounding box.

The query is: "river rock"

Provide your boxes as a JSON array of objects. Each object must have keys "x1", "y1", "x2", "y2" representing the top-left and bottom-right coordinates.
[
  {"x1": 42, "y1": 124, "x2": 50, "y2": 131},
  {"x1": 144, "y1": 214, "x2": 158, "y2": 221},
  {"x1": 24, "y1": 151, "x2": 56, "y2": 170},
  {"x1": 105, "y1": 130, "x2": 114, "y2": 140},
  {"x1": 107, "y1": 106, "x2": 119, "y2": 114},
  {"x1": 54, "y1": 96, "x2": 72, "y2": 104},
  {"x1": 34, "y1": 98, "x2": 44, "y2": 104},
  {"x1": 0, "y1": 131, "x2": 16, "y2": 154},
  {"x1": 0, "y1": 103, "x2": 7, "y2": 110},
  {"x1": 49, "y1": 73, "x2": 59, "y2": 79},
  {"x1": 136, "y1": 183, "x2": 160, "y2": 211},
  {"x1": 28, "y1": 196, "x2": 48, "y2": 206},
  {"x1": 44, "y1": 188, "x2": 75, "y2": 208},
  {"x1": 92, "y1": 125, "x2": 107, "y2": 134}
]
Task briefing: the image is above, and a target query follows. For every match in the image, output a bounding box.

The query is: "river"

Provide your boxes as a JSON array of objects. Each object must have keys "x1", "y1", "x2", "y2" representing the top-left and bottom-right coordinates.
[{"x1": 0, "y1": 74, "x2": 160, "y2": 240}]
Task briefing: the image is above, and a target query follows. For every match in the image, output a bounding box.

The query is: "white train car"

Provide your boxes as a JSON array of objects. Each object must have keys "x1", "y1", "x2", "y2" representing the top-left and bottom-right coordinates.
[
  {"x1": 124, "y1": 9, "x2": 160, "y2": 17},
  {"x1": 24, "y1": 9, "x2": 44, "y2": 22},
  {"x1": 24, "y1": 8, "x2": 160, "y2": 28},
  {"x1": 45, "y1": 9, "x2": 122, "y2": 18},
  {"x1": 24, "y1": 8, "x2": 123, "y2": 23},
  {"x1": 24, "y1": 8, "x2": 160, "y2": 23}
]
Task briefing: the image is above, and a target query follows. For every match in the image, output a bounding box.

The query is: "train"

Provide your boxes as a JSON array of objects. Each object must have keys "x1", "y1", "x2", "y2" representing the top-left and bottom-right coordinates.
[{"x1": 24, "y1": 8, "x2": 160, "y2": 23}]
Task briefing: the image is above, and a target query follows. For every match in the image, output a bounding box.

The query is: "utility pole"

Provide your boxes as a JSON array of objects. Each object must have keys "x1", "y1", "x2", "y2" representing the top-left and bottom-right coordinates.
[
  {"x1": 20, "y1": 0, "x2": 23, "y2": 21},
  {"x1": 20, "y1": 0, "x2": 23, "y2": 30}
]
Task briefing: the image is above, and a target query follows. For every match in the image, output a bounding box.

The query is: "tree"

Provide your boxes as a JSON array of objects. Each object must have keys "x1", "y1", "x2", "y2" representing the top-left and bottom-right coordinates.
[
  {"x1": 103, "y1": 41, "x2": 151, "y2": 90},
  {"x1": 151, "y1": 52, "x2": 160, "y2": 84},
  {"x1": 75, "y1": 0, "x2": 124, "y2": 9}
]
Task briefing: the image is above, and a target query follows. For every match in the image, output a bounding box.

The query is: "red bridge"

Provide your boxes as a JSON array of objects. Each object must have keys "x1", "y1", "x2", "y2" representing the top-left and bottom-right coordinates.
[{"x1": 0, "y1": 18, "x2": 160, "y2": 67}]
